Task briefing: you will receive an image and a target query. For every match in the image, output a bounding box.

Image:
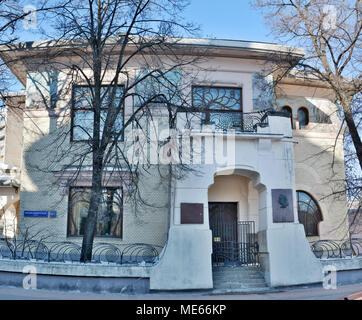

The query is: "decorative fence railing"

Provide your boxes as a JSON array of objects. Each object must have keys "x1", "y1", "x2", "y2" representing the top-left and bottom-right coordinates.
[
  {"x1": 212, "y1": 241, "x2": 259, "y2": 266},
  {"x1": 310, "y1": 238, "x2": 362, "y2": 259},
  {"x1": 201, "y1": 110, "x2": 269, "y2": 133},
  {"x1": 0, "y1": 239, "x2": 163, "y2": 265},
  {"x1": 211, "y1": 221, "x2": 259, "y2": 266}
]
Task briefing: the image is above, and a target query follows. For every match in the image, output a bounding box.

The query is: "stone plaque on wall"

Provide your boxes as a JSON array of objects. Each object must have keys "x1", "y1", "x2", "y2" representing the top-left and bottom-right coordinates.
[
  {"x1": 272, "y1": 189, "x2": 294, "y2": 223},
  {"x1": 181, "y1": 203, "x2": 204, "y2": 224}
]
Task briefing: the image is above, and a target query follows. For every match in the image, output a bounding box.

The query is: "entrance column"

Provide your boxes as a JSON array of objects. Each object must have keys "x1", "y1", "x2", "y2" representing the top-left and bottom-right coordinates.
[
  {"x1": 150, "y1": 165, "x2": 213, "y2": 290},
  {"x1": 255, "y1": 133, "x2": 322, "y2": 287}
]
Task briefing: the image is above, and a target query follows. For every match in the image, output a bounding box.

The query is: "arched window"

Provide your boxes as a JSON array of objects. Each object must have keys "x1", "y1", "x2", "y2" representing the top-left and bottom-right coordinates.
[
  {"x1": 281, "y1": 106, "x2": 293, "y2": 129},
  {"x1": 297, "y1": 191, "x2": 323, "y2": 236},
  {"x1": 298, "y1": 107, "x2": 309, "y2": 128}
]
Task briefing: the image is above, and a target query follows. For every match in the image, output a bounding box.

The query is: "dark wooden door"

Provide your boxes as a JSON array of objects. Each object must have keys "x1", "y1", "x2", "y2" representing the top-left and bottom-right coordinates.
[
  {"x1": 209, "y1": 202, "x2": 238, "y2": 264},
  {"x1": 209, "y1": 202, "x2": 238, "y2": 242}
]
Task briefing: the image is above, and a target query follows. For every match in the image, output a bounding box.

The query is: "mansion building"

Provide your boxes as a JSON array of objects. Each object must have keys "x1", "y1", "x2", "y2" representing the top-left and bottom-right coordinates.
[{"x1": 0, "y1": 38, "x2": 353, "y2": 291}]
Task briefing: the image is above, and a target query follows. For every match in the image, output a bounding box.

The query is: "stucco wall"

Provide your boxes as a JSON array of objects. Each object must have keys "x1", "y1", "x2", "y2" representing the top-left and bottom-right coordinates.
[
  {"x1": 277, "y1": 83, "x2": 349, "y2": 241},
  {"x1": 208, "y1": 175, "x2": 259, "y2": 231},
  {"x1": 19, "y1": 110, "x2": 169, "y2": 247},
  {"x1": 349, "y1": 211, "x2": 362, "y2": 238},
  {"x1": 13, "y1": 50, "x2": 349, "y2": 290}
]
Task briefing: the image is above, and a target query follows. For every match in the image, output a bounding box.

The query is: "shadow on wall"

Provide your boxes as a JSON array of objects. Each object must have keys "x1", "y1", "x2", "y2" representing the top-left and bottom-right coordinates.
[{"x1": 349, "y1": 209, "x2": 362, "y2": 238}]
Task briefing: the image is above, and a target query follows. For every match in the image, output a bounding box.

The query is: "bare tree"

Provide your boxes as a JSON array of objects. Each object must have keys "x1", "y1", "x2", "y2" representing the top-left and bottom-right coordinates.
[
  {"x1": 252, "y1": 0, "x2": 362, "y2": 170},
  {"x1": 6, "y1": 0, "x2": 202, "y2": 262}
]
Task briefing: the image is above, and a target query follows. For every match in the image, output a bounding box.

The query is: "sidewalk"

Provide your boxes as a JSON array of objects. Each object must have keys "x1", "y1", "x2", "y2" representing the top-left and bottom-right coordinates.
[{"x1": 0, "y1": 282, "x2": 361, "y2": 300}]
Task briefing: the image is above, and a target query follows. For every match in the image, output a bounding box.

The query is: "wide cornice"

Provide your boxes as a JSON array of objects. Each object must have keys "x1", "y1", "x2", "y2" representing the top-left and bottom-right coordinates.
[{"x1": 0, "y1": 36, "x2": 305, "y2": 86}]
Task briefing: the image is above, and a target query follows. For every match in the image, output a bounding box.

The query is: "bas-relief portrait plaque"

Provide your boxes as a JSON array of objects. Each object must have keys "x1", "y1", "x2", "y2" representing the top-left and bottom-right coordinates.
[{"x1": 272, "y1": 189, "x2": 294, "y2": 223}]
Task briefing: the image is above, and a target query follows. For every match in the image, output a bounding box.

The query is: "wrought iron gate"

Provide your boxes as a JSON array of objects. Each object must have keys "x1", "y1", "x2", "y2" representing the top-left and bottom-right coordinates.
[
  {"x1": 211, "y1": 221, "x2": 259, "y2": 266},
  {"x1": 209, "y1": 203, "x2": 259, "y2": 266}
]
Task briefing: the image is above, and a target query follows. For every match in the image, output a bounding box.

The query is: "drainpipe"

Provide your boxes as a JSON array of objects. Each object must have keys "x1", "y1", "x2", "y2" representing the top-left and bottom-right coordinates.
[{"x1": 165, "y1": 164, "x2": 172, "y2": 241}]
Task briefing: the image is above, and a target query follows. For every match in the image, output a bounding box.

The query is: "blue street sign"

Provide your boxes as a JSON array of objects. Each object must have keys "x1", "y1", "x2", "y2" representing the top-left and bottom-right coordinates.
[{"x1": 24, "y1": 210, "x2": 49, "y2": 218}]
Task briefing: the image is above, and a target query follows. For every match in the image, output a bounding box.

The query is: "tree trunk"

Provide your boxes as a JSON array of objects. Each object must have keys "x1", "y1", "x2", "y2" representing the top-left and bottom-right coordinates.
[
  {"x1": 80, "y1": 34, "x2": 103, "y2": 262},
  {"x1": 80, "y1": 164, "x2": 103, "y2": 262}
]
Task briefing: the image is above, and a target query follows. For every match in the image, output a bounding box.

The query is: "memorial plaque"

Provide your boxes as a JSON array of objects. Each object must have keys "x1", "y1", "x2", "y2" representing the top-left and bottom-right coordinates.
[
  {"x1": 181, "y1": 203, "x2": 204, "y2": 224},
  {"x1": 272, "y1": 189, "x2": 294, "y2": 223}
]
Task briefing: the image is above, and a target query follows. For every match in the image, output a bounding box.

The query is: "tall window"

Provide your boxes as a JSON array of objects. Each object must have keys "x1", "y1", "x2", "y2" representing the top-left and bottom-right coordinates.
[
  {"x1": 298, "y1": 107, "x2": 309, "y2": 129},
  {"x1": 297, "y1": 191, "x2": 323, "y2": 236},
  {"x1": 281, "y1": 106, "x2": 293, "y2": 129},
  {"x1": 192, "y1": 86, "x2": 242, "y2": 129},
  {"x1": 71, "y1": 85, "x2": 124, "y2": 141},
  {"x1": 68, "y1": 187, "x2": 123, "y2": 238}
]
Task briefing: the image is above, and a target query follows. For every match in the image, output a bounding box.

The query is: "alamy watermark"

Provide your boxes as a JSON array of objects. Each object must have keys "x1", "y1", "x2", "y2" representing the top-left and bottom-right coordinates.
[
  {"x1": 323, "y1": 5, "x2": 337, "y2": 31},
  {"x1": 125, "y1": 122, "x2": 236, "y2": 166},
  {"x1": 322, "y1": 265, "x2": 337, "y2": 290},
  {"x1": 22, "y1": 265, "x2": 37, "y2": 290},
  {"x1": 23, "y1": 5, "x2": 37, "y2": 30}
]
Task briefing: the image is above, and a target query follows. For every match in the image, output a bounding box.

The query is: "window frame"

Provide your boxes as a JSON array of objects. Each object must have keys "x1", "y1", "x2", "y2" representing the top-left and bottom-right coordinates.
[
  {"x1": 298, "y1": 107, "x2": 309, "y2": 129},
  {"x1": 281, "y1": 106, "x2": 294, "y2": 129},
  {"x1": 191, "y1": 85, "x2": 243, "y2": 123},
  {"x1": 297, "y1": 190, "x2": 323, "y2": 237},
  {"x1": 67, "y1": 186, "x2": 123, "y2": 239},
  {"x1": 70, "y1": 84, "x2": 125, "y2": 143}
]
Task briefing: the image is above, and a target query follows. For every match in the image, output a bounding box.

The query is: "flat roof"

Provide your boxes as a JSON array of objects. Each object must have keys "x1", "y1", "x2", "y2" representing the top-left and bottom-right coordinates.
[{"x1": 0, "y1": 36, "x2": 305, "y2": 85}]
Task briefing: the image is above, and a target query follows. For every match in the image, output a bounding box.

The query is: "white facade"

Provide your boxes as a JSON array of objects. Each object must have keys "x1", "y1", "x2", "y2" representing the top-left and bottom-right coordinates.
[{"x1": 0, "y1": 38, "x2": 349, "y2": 290}]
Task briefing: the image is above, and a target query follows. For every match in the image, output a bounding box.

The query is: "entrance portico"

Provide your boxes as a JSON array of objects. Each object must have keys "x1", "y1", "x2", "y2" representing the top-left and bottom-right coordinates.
[
  {"x1": 208, "y1": 175, "x2": 259, "y2": 266},
  {"x1": 150, "y1": 114, "x2": 323, "y2": 290}
]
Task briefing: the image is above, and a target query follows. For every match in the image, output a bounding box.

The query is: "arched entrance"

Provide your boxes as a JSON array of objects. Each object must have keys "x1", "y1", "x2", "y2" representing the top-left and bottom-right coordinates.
[{"x1": 208, "y1": 174, "x2": 259, "y2": 266}]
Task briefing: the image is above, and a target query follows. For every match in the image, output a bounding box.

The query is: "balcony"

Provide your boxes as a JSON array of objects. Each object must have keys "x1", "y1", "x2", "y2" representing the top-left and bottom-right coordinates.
[
  {"x1": 200, "y1": 111, "x2": 269, "y2": 133},
  {"x1": 176, "y1": 109, "x2": 293, "y2": 135}
]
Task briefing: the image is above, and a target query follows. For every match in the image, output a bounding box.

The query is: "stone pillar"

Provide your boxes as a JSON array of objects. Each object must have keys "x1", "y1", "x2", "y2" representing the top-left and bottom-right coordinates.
[
  {"x1": 150, "y1": 166, "x2": 213, "y2": 290},
  {"x1": 256, "y1": 116, "x2": 323, "y2": 287}
]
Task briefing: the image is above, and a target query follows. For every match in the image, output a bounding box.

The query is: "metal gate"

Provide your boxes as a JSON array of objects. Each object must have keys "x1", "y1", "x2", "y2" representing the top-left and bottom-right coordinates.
[
  {"x1": 210, "y1": 219, "x2": 259, "y2": 266},
  {"x1": 209, "y1": 203, "x2": 259, "y2": 266}
]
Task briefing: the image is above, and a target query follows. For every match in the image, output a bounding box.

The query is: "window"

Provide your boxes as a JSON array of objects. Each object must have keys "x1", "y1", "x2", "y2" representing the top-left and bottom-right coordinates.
[
  {"x1": 68, "y1": 187, "x2": 123, "y2": 238},
  {"x1": 298, "y1": 107, "x2": 309, "y2": 129},
  {"x1": 281, "y1": 106, "x2": 293, "y2": 129},
  {"x1": 297, "y1": 191, "x2": 323, "y2": 236},
  {"x1": 71, "y1": 86, "x2": 124, "y2": 141},
  {"x1": 192, "y1": 86, "x2": 242, "y2": 129}
]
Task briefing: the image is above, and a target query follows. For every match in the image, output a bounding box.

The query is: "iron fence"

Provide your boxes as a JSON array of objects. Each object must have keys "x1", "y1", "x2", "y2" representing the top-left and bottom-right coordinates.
[
  {"x1": 201, "y1": 111, "x2": 269, "y2": 132},
  {"x1": 310, "y1": 238, "x2": 362, "y2": 259},
  {"x1": 0, "y1": 239, "x2": 163, "y2": 265}
]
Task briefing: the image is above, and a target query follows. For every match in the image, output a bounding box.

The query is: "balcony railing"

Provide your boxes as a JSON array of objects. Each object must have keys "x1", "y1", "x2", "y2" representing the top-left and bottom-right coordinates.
[{"x1": 200, "y1": 110, "x2": 269, "y2": 133}]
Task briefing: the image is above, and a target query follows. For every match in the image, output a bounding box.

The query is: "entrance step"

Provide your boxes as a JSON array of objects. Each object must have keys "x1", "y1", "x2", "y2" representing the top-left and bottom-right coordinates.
[{"x1": 212, "y1": 266, "x2": 268, "y2": 290}]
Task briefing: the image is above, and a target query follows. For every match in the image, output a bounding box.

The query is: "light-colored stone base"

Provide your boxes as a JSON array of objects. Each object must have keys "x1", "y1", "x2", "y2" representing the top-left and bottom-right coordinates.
[
  {"x1": 263, "y1": 224, "x2": 323, "y2": 287},
  {"x1": 150, "y1": 226, "x2": 213, "y2": 290}
]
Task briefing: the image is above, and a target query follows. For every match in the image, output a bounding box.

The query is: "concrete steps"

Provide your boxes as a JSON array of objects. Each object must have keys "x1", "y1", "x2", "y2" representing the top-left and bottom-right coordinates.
[{"x1": 212, "y1": 266, "x2": 268, "y2": 290}]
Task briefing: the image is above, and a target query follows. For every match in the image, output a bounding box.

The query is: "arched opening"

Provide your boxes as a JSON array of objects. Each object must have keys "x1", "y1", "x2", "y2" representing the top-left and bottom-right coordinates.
[
  {"x1": 298, "y1": 107, "x2": 309, "y2": 129},
  {"x1": 281, "y1": 106, "x2": 293, "y2": 129},
  {"x1": 208, "y1": 174, "x2": 259, "y2": 266},
  {"x1": 297, "y1": 191, "x2": 323, "y2": 237}
]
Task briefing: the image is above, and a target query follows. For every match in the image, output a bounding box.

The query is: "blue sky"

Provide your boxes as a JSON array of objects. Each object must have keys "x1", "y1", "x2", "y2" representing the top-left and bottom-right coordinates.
[
  {"x1": 184, "y1": 1, "x2": 274, "y2": 42},
  {"x1": 8, "y1": 1, "x2": 274, "y2": 91},
  {"x1": 19, "y1": 1, "x2": 273, "y2": 43}
]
